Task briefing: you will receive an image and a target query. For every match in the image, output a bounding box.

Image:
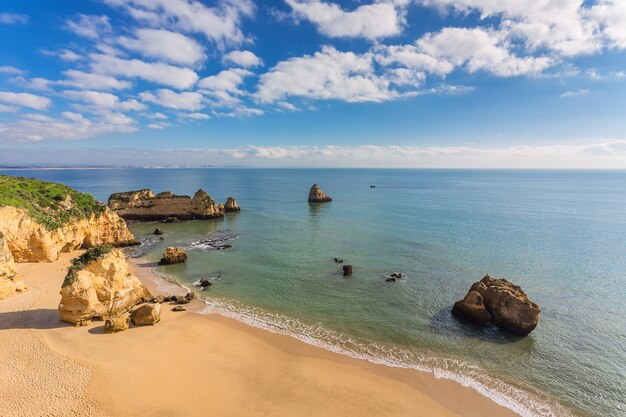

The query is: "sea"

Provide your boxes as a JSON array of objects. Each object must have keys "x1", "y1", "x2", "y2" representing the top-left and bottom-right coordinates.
[{"x1": 2, "y1": 168, "x2": 624, "y2": 417}]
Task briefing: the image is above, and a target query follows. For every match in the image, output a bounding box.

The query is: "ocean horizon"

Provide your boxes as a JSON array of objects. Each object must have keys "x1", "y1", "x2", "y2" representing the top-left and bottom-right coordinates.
[{"x1": 2, "y1": 167, "x2": 624, "y2": 417}]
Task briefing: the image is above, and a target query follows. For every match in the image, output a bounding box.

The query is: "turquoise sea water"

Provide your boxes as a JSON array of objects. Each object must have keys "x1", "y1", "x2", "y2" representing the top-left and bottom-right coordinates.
[{"x1": 2, "y1": 168, "x2": 624, "y2": 417}]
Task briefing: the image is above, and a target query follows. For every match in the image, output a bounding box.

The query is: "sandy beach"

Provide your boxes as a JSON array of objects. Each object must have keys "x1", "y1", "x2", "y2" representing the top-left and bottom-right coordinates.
[{"x1": 0, "y1": 252, "x2": 518, "y2": 417}]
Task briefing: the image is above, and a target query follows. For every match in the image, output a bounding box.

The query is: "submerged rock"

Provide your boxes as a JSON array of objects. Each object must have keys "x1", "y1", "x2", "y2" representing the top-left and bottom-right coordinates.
[
  {"x1": 385, "y1": 272, "x2": 404, "y2": 282},
  {"x1": 308, "y1": 184, "x2": 332, "y2": 203},
  {"x1": 154, "y1": 228, "x2": 164, "y2": 235},
  {"x1": 108, "y1": 189, "x2": 225, "y2": 221},
  {"x1": 452, "y1": 275, "x2": 540, "y2": 336},
  {"x1": 131, "y1": 303, "x2": 161, "y2": 326},
  {"x1": 200, "y1": 279, "x2": 212, "y2": 288},
  {"x1": 224, "y1": 197, "x2": 241, "y2": 212},
  {"x1": 104, "y1": 315, "x2": 129, "y2": 333},
  {"x1": 158, "y1": 247, "x2": 187, "y2": 265},
  {"x1": 343, "y1": 265, "x2": 353, "y2": 276},
  {"x1": 334, "y1": 258, "x2": 344, "y2": 263}
]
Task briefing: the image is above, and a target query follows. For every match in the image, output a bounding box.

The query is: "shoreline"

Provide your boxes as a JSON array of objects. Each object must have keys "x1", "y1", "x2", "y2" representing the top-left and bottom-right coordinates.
[{"x1": 1, "y1": 252, "x2": 519, "y2": 417}]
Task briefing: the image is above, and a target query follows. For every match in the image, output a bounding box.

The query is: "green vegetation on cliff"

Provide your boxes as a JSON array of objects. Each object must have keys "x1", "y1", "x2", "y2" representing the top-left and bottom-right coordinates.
[
  {"x1": 0, "y1": 175, "x2": 105, "y2": 230},
  {"x1": 63, "y1": 244, "x2": 113, "y2": 287}
]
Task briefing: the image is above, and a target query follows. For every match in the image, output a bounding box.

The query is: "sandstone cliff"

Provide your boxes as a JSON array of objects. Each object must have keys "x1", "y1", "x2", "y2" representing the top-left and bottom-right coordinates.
[
  {"x1": 0, "y1": 206, "x2": 137, "y2": 263},
  {"x1": 0, "y1": 231, "x2": 26, "y2": 299},
  {"x1": 308, "y1": 184, "x2": 332, "y2": 203},
  {"x1": 108, "y1": 189, "x2": 224, "y2": 220},
  {"x1": 59, "y1": 247, "x2": 152, "y2": 326}
]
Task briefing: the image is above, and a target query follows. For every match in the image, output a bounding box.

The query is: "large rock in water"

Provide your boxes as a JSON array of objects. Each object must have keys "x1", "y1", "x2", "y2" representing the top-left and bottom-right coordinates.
[
  {"x1": 224, "y1": 197, "x2": 240, "y2": 212},
  {"x1": 158, "y1": 247, "x2": 187, "y2": 265},
  {"x1": 0, "y1": 206, "x2": 138, "y2": 263},
  {"x1": 452, "y1": 275, "x2": 540, "y2": 336},
  {"x1": 107, "y1": 189, "x2": 225, "y2": 221},
  {"x1": 58, "y1": 247, "x2": 152, "y2": 326},
  {"x1": 308, "y1": 184, "x2": 332, "y2": 203},
  {"x1": 0, "y1": 231, "x2": 26, "y2": 299}
]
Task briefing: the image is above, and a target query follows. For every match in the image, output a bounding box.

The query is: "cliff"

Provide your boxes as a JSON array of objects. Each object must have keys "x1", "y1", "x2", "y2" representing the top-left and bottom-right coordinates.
[
  {"x1": 58, "y1": 246, "x2": 152, "y2": 326},
  {"x1": 108, "y1": 189, "x2": 224, "y2": 221},
  {"x1": 0, "y1": 175, "x2": 138, "y2": 263},
  {"x1": 0, "y1": 231, "x2": 25, "y2": 299}
]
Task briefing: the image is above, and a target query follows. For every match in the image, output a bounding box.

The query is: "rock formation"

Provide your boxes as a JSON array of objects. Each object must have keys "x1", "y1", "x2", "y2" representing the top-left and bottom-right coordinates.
[
  {"x1": 452, "y1": 275, "x2": 540, "y2": 336},
  {"x1": 0, "y1": 231, "x2": 26, "y2": 299},
  {"x1": 343, "y1": 265, "x2": 353, "y2": 276},
  {"x1": 224, "y1": 197, "x2": 241, "y2": 212},
  {"x1": 104, "y1": 315, "x2": 130, "y2": 333},
  {"x1": 159, "y1": 247, "x2": 187, "y2": 265},
  {"x1": 131, "y1": 303, "x2": 161, "y2": 326},
  {"x1": 58, "y1": 247, "x2": 152, "y2": 326},
  {"x1": 0, "y1": 206, "x2": 137, "y2": 263},
  {"x1": 154, "y1": 228, "x2": 164, "y2": 235},
  {"x1": 108, "y1": 189, "x2": 225, "y2": 221},
  {"x1": 308, "y1": 184, "x2": 332, "y2": 203}
]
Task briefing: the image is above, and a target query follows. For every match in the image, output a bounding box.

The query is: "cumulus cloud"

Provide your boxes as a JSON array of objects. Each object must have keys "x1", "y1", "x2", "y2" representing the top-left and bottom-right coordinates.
[
  {"x1": 63, "y1": 90, "x2": 146, "y2": 111},
  {"x1": 118, "y1": 29, "x2": 206, "y2": 66},
  {"x1": 65, "y1": 14, "x2": 112, "y2": 39},
  {"x1": 139, "y1": 89, "x2": 205, "y2": 110},
  {"x1": 285, "y1": 0, "x2": 404, "y2": 40},
  {"x1": 104, "y1": 0, "x2": 254, "y2": 46},
  {"x1": 0, "y1": 66, "x2": 23, "y2": 75},
  {"x1": 198, "y1": 68, "x2": 253, "y2": 93},
  {"x1": 0, "y1": 91, "x2": 51, "y2": 110},
  {"x1": 222, "y1": 50, "x2": 262, "y2": 67},
  {"x1": 0, "y1": 13, "x2": 28, "y2": 25},
  {"x1": 59, "y1": 70, "x2": 132, "y2": 90},
  {"x1": 256, "y1": 46, "x2": 396, "y2": 103},
  {"x1": 90, "y1": 54, "x2": 199, "y2": 89}
]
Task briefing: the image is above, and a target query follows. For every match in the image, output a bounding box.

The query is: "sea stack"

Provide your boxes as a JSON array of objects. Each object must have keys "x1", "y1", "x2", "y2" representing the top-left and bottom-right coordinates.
[
  {"x1": 224, "y1": 197, "x2": 241, "y2": 212},
  {"x1": 452, "y1": 275, "x2": 540, "y2": 336},
  {"x1": 308, "y1": 184, "x2": 332, "y2": 203}
]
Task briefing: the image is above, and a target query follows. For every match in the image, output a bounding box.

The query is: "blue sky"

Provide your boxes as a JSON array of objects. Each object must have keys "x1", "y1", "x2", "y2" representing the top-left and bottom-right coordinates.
[{"x1": 1, "y1": 0, "x2": 626, "y2": 167}]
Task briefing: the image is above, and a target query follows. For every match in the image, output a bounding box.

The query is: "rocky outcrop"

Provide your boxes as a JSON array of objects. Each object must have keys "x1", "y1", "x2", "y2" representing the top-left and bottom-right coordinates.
[
  {"x1": 108, "y1": 189, "x2": 225, "y2": 221},
  {"x1": 158, "y1": 247, "x2": 187, "y2": 265},
  {"x1": 452, "y1": 275, "x2": 540, "y2": 336},
  {"x1": 104, "y1": 315, "x2": 129, "y2": 333},
  {"x1": 343, "y1": 265, "x2": 353, "y2": 276},
  {"x1": 308, "y1": 184, "x2": 332, "y2": 203},
  {"x1": 224, "y1": 197, "x2": 240, "y2": 212},
  {"x1": 58, "y1": 248, "x2": 152, "y2": 326},
  {"x1": 0, "y1": 206, "x2": 137, "y2": 263},
  {"x1": 0, "y1": 231, "x2": 26, "y2": 299},
  {"x1": 131, "y1": 303, "x2": 161, "y2": 326}
]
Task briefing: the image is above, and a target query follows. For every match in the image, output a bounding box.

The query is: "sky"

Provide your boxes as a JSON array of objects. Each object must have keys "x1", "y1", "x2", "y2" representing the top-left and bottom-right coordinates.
[{"x1": 0, "y1": 0, "x2": 626, "y2": 168}]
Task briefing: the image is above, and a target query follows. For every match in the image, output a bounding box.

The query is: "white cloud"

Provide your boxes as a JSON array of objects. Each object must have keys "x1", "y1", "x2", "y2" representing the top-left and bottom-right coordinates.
[
  {"x1": 141, "y1": 112, "x2": 168, "y2": 119},
  {"x1": 63, "y1": 90, "x2": 146, "y2": 111},
  {"x1": 285, "y1": 0, "x2": 404, "y2": 40},
  {"x1": 104, "y1": 0, "x2": 254, "y2": 46},
  {"x1": 90, "y1": 54, "x2": 199, "y2": 89},
  {"x1": 0, "y1": 104, "x2": 19, "y2": 112},
  {"x1": 58, "y1": 49, "x2": 82, "y2": 62},
  {"x1": 179, "y1": 112, "x2": 210, "y2": 120},
  {"x1": 139, "y1": 89, "x2": 205, "y2": 110},
  {"x1": 375, "y1": 44, "x2": 454, "y2": 76},
  {"x1": 60, "y1": 70, "x2": 132, "y2": 90},
  {"x1": 198, "y1": 68, "x2": 252, "y2": 93},
  {"x1": 0, "y1": 91, "x2": 51, "y2": 110},
  {"x1": 0, "y1": 66, "x2": 23, "y2": 75},
  {"x1": 416, "y1": 27, "x2": 553, "y2": 76},
  {"x1": 560, "y1": 89, "x2": 590, "y2": 98},
  {"x1": 222, "y1": 50, "x2": 262, "y2": 67},
  {"x1": 118, "y1": 29, "x2": 206, "y2": 66},
  {"x1": 589, "y1": 0, "x2": 626, "y2": 50},
  {"x1": 146, "y1": 122, "x2": 172, "y2": 129},
  {"x1": 0, "y1": 13, "x2": 28, "y2": 25},
  {"x1": 65, "y1": 14, "x2": 112, "y2": 39},
  {"x1": 256, "y1": 46, "x2": 396, "y2": 103}
]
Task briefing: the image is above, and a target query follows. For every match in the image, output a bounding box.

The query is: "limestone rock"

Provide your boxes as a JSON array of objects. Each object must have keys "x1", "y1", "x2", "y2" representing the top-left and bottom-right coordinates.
[
  {"x1": 58, "y1": 248, "x2": 152, "y2": 326},
  {"x1": 154, "y1": 228, "x2": 164, "y2": 235},
  {"x1": 131, "y1": 303, "x2": 161, "y2": 326},
  {"x1": 0, "y1": 231, "x2": 26, "y2": 299},
  {"x1": 0, "y1": 206, "x2": 137, "y2": 263},
  {"x1": 158, "y1": 247, "x2": 187, "y2": 265},
  {"x1": 172, "y1": 305, "x2": 186, "y2": 312},
  {"x1": 452, "y1": 275, "x2": 540, "y2": 336},
  {"x1": 104, "y1": 315, "x2": 129, "y2": 333},
  {"x1": 308, "y1": 184, "x2": 332, "y2": 203},
  {"x1": 108, "y1": 189, "x2": 224, "y2": 221},
  {"x1": 343, "y1": 265, "x2": 353, "y2": 276},
  {"x1": 224, "y1": 197, "x2": 241, "y2": 212},
  {"x1": 452, "y1": 291, "x2": 491, "y2": 325}
]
